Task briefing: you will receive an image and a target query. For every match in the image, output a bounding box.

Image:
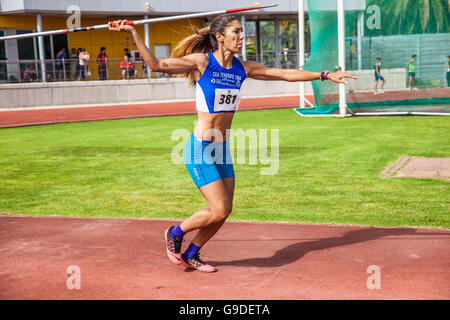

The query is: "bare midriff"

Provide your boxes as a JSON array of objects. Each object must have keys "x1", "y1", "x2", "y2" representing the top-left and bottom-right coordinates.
[{"x1": 193, "y1": 111, "x2": 235, "y2": 143}]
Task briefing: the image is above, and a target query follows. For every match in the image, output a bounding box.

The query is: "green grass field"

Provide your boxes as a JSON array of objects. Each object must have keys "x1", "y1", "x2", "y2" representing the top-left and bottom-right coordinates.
[{"x1": 0, "y1": 109, "x2": 449, "y2": 228}]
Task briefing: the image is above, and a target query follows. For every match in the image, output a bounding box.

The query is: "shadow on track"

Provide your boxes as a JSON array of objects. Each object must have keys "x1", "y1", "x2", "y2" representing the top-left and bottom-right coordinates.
[{"x1": 207, "y1": 227, "x2": 449, "y2": 268}]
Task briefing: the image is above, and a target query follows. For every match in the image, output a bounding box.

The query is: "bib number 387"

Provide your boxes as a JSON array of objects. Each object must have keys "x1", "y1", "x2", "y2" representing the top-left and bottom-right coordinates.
[{"x1": 214, "y1": 88, "x2": 241, "y2": 112}]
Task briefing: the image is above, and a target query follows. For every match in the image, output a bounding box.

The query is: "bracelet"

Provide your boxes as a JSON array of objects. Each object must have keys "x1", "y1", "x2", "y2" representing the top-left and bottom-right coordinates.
[{"x1": 320, "y1": 70, "x2": 330, "y2": 81}]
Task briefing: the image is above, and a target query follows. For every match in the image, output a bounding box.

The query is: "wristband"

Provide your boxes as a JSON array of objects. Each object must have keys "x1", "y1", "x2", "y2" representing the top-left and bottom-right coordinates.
[{"x1": 320, "y1": 70, "x2": 330, "y2": 81}]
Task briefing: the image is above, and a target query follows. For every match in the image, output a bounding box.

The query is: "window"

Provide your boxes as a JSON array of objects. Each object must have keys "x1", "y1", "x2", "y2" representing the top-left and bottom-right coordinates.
[
  {"x1": 278, "y1": 20, "x2": 298, "y2": 69},
  {"x1": 17, "y1": 30, "x2": 36, "y2": 60},
  {"x1": 16, "y1": 30, "x2": 68, "y2": 81},
  {"x1": 0, "y1": 31, "x2": 6, "y2": 80},
  {"x1": 260, "y1": 21, "x2": 276, "y2": 67},
  {"x1": 17, "y1": 30, "x2": 37, "y2": 81},
  {"x1": 244, "y1": 21, "x2": 257, "y2": 61}
]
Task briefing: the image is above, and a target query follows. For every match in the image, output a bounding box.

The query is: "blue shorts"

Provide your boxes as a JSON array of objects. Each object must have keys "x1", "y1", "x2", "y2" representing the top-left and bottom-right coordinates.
[
  {"x1": 184, "y1": 133, "x2": 235, "y2": 189},
  {"x1": 375, "y1": 73, "x2": 384, "y2": 81}
]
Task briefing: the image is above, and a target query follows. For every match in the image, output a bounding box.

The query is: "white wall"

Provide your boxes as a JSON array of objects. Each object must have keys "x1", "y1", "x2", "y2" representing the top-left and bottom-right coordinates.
[
  {"x1": 345, "y1": 68, "x2": 407, "y2": 92},
  {"x1": 0, "y1": 77, "x2": 312, "y2": 109}
]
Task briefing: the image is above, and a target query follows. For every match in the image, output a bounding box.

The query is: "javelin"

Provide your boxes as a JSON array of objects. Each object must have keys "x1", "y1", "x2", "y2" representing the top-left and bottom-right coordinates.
[{"x1": 0, "y1": 4, "x2": 278, "y2": 41}]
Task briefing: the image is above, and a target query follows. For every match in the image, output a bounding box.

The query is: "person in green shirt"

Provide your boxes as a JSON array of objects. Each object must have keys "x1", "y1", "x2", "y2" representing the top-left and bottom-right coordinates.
[{"x1": 406, "y1": 55, "x2": 417, "y2": 90}]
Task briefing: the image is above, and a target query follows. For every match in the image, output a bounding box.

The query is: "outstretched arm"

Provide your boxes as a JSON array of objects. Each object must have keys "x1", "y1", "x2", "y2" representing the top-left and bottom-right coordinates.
[
  {"x1": 243, "y1": 60, "x2": 357, "y2": 84},
  {"x1": 108, "y1": 20, "x2": 203, "y2": 74}
]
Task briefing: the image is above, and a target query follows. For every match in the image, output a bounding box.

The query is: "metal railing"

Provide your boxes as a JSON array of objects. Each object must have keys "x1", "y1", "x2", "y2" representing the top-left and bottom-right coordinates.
[
  {"x1": 0, "y1": 58, "x2": 176, "y2": 83},
  {"x1": 245, "y1": 51, "x2": 301, "y2": 69}
]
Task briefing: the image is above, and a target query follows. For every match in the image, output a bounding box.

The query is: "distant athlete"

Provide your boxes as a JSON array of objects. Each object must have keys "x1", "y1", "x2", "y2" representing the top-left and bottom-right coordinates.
[
  {"x1": 374, "y1": 57, "x2": 385, "y2": 94},
  {"x1": 407, "y1": 55, "x2": 418, "y2": 90},
  {"x1": 109, "y1": 15, "x2": 357, "y2": 272}
]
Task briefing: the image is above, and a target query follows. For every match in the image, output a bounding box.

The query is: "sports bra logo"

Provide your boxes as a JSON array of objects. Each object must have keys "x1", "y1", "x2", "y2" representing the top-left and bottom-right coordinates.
[{"x1": 211, "y1": 71, "x2": 242, "y2": 87}]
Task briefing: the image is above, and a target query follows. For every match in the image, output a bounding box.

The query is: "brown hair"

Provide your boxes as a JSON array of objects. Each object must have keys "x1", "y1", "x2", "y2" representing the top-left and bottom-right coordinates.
[{"x1": 171, "y1": 15, "x2": 239, "y2": 86}]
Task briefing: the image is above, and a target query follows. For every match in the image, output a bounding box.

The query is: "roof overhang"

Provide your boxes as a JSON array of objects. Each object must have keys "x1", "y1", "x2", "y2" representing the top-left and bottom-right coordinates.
[{"x1": 0, "y1": 0, "x2": 367, "y2": 16}]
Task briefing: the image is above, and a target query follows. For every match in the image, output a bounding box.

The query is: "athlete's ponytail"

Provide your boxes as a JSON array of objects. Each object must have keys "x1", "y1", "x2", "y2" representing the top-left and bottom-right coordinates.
[{"x1": 171, "y1": 14, "x2": 239, "y2": 86}]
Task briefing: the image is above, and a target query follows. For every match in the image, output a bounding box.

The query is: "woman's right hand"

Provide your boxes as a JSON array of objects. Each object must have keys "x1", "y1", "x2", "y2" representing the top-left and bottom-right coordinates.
[{"x1": 108, "y1": 20, "x2": 135, "y2": 33}]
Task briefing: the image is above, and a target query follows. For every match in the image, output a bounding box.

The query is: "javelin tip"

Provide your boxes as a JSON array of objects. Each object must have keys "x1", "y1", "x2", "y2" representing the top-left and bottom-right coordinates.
[{"x1": 257, "y1": 4, "x2": 279, "y2": 9}]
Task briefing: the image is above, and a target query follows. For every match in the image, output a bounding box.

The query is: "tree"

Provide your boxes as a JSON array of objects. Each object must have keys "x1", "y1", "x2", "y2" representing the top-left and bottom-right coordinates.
[{"x1": 366, "y1": 0, "x2": 450, "y2": 35}]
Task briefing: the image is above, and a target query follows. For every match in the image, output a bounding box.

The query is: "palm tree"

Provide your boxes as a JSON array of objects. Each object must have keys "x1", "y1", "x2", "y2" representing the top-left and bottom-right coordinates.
[{"x1": 366, "y1": 0, "x2": 449, "y2": 35}]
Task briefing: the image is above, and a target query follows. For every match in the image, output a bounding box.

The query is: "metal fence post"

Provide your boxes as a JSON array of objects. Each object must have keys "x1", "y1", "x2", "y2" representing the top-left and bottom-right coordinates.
[
  {"x1": 62, "y1": 58, "x2": 66, "y2": 81},
  {"x1": 106, "y1": 57, "x2": 109, "y2": 80}
]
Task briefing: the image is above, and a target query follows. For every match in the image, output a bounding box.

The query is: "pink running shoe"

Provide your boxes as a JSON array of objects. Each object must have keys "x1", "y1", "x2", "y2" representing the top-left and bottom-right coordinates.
[
  {"x1": 181, "y1": 253, "x2": 217, "y2": 273},
  {"x1": 164, "y1": 226, "x2": 183, "y2": 265}
]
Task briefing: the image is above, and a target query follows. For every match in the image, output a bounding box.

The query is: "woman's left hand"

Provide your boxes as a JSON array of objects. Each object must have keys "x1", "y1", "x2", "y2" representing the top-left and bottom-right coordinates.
[{"x1": 327, "y1": 72, "x2": 358, "y2": 84}]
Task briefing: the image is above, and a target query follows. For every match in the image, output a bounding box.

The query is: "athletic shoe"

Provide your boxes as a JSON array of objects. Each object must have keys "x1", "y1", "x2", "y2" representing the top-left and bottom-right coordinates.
[
  {"x1": 379, "y1": 90, "x2": 384, "y2": 93},
  {"x1": 413, "y1": 87, "x2": 418, "y2": 90},
  {"x1": 181, "y1": 253, "x2": 217, "y2": 273},
  {"x1": 374, "y1": 91, "x2": 379, "y2": 95},
  {"x1": 165, "y1": 226, "x2": 184, "y2": 265}
]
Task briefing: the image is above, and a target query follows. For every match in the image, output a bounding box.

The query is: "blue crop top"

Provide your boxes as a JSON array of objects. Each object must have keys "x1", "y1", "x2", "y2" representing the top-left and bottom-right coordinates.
[{"x1": 195, "y1": 52, "x2": 247, "y2": 113}]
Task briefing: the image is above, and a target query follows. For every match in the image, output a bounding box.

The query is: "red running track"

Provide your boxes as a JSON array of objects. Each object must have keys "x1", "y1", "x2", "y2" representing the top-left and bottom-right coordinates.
[
  {"x1": 2, "y1": 88, "x2": 448, "y2": 129},
  {"x1": 0, "y1": 216, "x2": 448, "y2": 300},
  {"x1": 0, "y1": 95, "x2": 308, "y2": 128}
]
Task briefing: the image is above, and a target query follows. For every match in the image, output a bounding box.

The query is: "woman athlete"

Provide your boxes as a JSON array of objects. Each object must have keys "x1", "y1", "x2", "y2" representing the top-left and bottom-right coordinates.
[{"x1": 109, "y1": 15, "x2": 356, "y2": 273}]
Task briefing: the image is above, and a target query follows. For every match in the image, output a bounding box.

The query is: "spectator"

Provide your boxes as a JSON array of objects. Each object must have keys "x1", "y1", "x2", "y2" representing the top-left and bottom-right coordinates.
[
  {"x1": 374, "y1": 57, "x2": 385, "y2": 94},
  {"x1": 55, "y1": 47, "x2": 67, "y2": 81},
  {"x1": 23, "y1": 64, "x2": 37, "y2": 81},
  {"x1": 69, "y1": 48, "x2": 78, "y2": 81},
  {"x1": 407, "y1": 54, "x2": 418, "y2": 90},
  {"x1": 96, "y1": 47, "x2": 108, "y2": 80},
  {"x1": 120, "y1": 54, "x2": 136, "y2": 80},
  {"x1": 77, "y1": 48, "x2": 90, "y2": 81},
  {"x1": 75, "y1": 48, "x2": 82, "y2": 80}
]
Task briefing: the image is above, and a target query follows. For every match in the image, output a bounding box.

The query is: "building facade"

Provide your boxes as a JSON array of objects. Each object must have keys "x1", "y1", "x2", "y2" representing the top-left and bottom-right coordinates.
[{"x1": 0, "y1": 0, "x2": 367, "y2": 82}]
